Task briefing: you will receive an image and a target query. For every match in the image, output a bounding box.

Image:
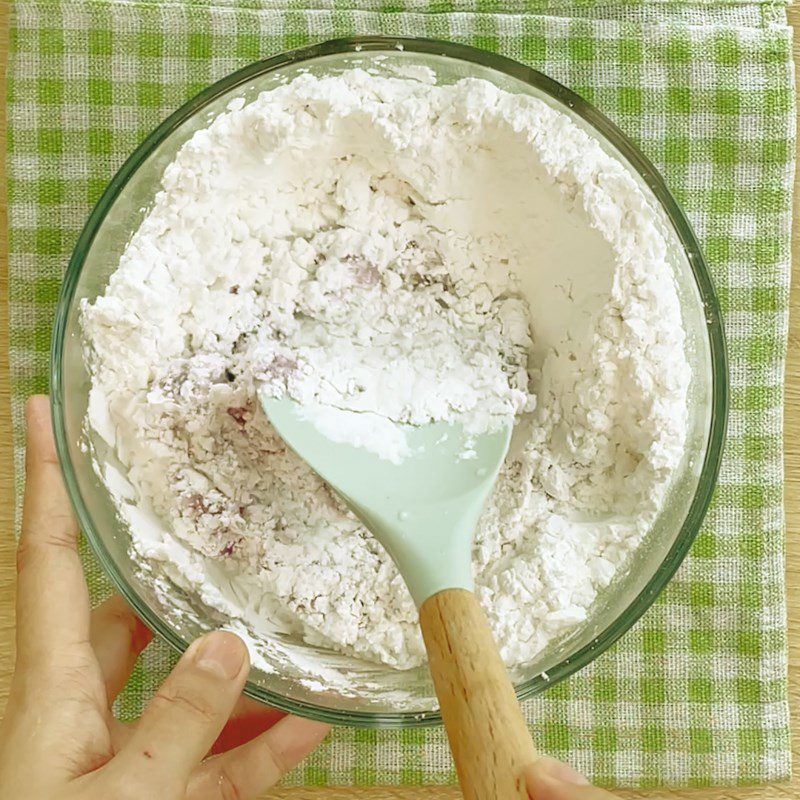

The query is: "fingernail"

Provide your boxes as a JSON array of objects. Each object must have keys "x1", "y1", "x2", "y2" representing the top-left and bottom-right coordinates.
[
  {"x1": 537, "y1": 757, "x2": 590, "y2": 786},
  {"x1": 193, "y1": 631, "x2": 247, "y2": 679}
]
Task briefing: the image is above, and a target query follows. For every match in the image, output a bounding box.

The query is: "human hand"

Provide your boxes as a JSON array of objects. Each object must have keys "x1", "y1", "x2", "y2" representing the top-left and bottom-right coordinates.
[
  {"x1": 527, "y1": 758, "x2": 623, "y2": 799},
  {"x1": 0, "y1": 396, "x2": 330, "y2": 800}
]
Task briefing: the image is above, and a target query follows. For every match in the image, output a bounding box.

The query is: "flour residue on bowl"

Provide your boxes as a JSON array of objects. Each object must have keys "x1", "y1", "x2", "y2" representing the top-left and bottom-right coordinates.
[{"x1": 81, "y1": 67, "x2": 690, "y2": 693}]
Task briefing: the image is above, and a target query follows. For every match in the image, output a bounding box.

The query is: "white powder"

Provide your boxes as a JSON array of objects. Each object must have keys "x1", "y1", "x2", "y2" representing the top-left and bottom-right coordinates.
[{"x1": 82, "y1": 68, "x2": 690, "y2": 679}]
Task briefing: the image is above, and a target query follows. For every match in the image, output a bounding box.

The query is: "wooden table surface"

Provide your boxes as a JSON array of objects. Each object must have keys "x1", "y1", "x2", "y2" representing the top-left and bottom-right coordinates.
[{"x1": 0, "y1": 1, "x2": 797, "y2": 797}]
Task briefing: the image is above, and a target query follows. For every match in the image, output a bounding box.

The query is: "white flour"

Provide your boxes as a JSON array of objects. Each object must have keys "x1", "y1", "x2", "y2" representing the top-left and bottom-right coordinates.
[{"x1": 82, "y1": 68, "x2": 690, "y2": 678}]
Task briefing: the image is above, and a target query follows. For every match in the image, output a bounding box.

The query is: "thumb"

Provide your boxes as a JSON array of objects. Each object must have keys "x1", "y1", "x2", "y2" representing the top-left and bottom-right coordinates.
[
  {"x1": 108, "y1": 631, "x2": 249, "y2": 793},
  {"x1": 526, "y1": 758, "x2": 621, "y2": 800}
]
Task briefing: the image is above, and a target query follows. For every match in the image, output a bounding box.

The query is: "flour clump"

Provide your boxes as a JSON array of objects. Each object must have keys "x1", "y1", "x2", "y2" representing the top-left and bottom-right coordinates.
[{"x1": 82, "y1": 67, "x2": 690, "y2": 676}]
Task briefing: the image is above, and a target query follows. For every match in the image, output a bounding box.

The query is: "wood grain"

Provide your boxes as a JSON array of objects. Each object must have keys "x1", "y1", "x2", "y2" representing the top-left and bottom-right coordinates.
[
  {"x1": 419, "y1": 589, "x2": 537, "y2": 799},
  {"x1": 0, "y1": 0, "x2": 796, "y2": 797}
]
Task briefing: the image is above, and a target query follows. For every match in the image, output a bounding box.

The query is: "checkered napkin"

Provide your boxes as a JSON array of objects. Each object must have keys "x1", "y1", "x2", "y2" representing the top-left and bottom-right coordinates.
[{"x1": 7, "y1": 0, "x2": 795, "y2": 788}]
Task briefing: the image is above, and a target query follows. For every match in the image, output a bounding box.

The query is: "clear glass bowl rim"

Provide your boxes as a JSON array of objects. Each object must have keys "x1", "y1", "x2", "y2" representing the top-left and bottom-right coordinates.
[{"x1": 51, "y1": 36, "x2": 729, "y2": 728}]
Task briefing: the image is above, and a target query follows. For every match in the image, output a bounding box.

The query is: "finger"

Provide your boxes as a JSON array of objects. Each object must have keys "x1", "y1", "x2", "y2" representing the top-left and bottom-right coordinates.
[
  {"x1": 111, "y1": 631, "x2": 250, "y2": 790},
  {"x1": 526, "y1": 758, "x2": 620, "y2": 800},
  {"x1": 90, "y1": 595, "x2": 153, "y2": 703},
  {"x1": 108, "y1": 697, "x2": 283, "y2": 760},
  {"x1": 210, "y1": 696, "x2": 286, "y2": 755},
  {"x1": 109, "y1": 717, "x2": 136, "y2": 753},
  {"x1": 17, "y1": 396, "x2": 89, "y2": 668},
  {"x1": 187, "y1": 715, "x2": 330, "y2": 800}
]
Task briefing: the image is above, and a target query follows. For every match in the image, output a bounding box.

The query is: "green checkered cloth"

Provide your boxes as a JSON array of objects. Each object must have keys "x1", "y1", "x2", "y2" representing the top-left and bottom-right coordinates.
[{"x1": 7, "y1": 0, "x2": 794, "y2": 788}]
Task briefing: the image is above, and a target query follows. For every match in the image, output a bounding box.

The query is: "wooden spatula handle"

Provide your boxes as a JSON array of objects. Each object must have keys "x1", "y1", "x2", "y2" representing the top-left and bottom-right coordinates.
[{"x1": 419, "y1": 588, "x2": 537, "y2": 800}]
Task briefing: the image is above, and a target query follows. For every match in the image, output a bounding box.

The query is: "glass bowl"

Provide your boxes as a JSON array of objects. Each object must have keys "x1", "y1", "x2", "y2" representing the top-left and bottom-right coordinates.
[{"x1": 51, "y1": 37, "x2": 728, "y2": 727}]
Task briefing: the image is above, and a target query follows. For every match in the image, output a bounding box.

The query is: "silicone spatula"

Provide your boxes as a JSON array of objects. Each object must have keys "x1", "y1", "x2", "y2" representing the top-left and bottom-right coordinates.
[{"x1": 261, "y1": 396, "x2": 537, "y2": 800}]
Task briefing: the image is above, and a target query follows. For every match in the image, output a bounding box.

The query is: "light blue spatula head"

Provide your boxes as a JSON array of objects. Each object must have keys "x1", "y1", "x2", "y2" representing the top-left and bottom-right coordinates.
[{"x1": 261, "y1": 396, "x2": 512, "y2": 607}]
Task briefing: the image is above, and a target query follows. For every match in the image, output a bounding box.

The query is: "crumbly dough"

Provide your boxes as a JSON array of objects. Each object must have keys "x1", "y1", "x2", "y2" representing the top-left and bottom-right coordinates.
[{"x1": 83, "y1": 68, "x2": 690, "y2": 673}]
